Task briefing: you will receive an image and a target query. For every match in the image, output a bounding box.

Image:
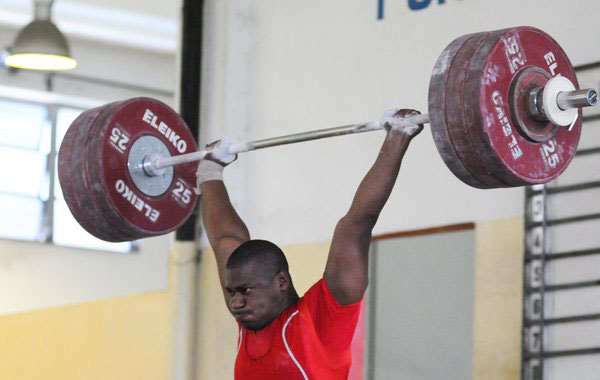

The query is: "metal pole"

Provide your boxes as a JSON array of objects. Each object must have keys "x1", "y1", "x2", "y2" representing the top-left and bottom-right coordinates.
[
  {"x1": 153, "y1": 113, "x2": 430, "y2": 170},
  {"x1": 175, "y1": 0, "x2": 203, "y2": 242}
]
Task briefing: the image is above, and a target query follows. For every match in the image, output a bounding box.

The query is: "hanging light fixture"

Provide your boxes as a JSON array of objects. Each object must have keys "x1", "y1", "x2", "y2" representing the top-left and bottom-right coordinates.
[{"x1": 5, "y1": 0, "x2": 77, "y2": 71}]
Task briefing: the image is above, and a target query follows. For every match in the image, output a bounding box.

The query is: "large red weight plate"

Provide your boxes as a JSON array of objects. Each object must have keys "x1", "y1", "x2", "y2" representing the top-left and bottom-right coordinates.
[
  {"x1": 58, "y1": 105, "x2": 131, "y2": 241},
  {"x1": 463, "y1": 26, "x2": 581, "y2": 185},
  {"x1": 72, "y1": 104, "x2": 139, "y2": 241},
  {"x1": 87, "y1": 98, "x2": 198, "y2": 239},
  {"x1": 444, "y1": 30, "x2": 510, "y2": 188},
  {"x1": 428, "y1": 33, "x2": 491, "y2": 188},
  {"x1": 58, "y1": 107, "x2": 106, "y2": 239},
  {"x1": 463, "y1": 30, "x2": 531, "y2": 186},
  {"x1": 83, "y1": 102, "x2": 143, "y2": 240}
]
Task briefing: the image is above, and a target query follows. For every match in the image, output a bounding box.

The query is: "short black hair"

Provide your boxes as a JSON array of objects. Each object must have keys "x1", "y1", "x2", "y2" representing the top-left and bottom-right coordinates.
[{"x1": 226, "y1": 240, "x2": 289, "y2": 278}]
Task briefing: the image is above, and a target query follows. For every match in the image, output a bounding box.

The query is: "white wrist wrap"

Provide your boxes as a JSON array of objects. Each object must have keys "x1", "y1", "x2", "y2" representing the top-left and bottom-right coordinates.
[{"x1": 195, "y1": 160, "x2": 224, "y2": 195}]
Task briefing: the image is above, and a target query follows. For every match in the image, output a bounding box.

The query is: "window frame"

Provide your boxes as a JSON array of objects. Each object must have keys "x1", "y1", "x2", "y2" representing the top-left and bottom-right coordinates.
[{"x1": 0, "y1": 85, "x2": 135, "y2": 252}]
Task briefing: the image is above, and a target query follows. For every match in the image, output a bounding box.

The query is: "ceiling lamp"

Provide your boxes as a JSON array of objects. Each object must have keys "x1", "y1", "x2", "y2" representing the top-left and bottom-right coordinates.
[{"x1": 5, "y1": 0, "x2": 77, "y2": 71}]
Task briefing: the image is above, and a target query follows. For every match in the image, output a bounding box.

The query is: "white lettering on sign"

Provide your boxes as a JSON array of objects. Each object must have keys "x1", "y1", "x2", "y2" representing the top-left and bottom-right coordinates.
[
  {"x1": 172, "y1": 180, "x2": 193, "y2": 206},
  {"x1": 544, "y1": 52, "x2": 558, "y2": 76},
  {"x1": 492, "y1": 91, "x2": 523, "y2": 160},
  {"x1": 539, "y1": 139, "x2": 560, "y2": 168},
  {"x1": 503, "y1": 35, "x2": 526, "y2": 74},
  {"x1": 115, "y1": 179, "x2": 160, "y2": 222},
  {"x1": 109, "y1": 127, "x2": 130, "y2": 154},
  {"x1": 142, "y1": 109, "x2": 188, "y2": 154}
]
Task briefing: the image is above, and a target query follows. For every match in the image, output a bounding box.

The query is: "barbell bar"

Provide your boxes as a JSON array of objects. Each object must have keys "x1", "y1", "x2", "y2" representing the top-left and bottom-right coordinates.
[
  {"x1": 149, "y1": 114, "x2": 430, "y2": 172},
  {"x1": 57, "y1": 26, "x2": 598, "y2": 242}
]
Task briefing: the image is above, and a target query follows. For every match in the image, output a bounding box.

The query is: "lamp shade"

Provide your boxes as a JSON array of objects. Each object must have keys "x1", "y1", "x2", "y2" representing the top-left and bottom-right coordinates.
[{"x1": 5, "y1": 19, "x2": 77, "y2": 70}]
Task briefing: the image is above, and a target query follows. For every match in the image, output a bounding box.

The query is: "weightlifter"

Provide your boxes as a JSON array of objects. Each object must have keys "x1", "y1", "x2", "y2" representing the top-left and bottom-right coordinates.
[{"x1": 197, "y1": 108, "x2": 423, "y2": 379}]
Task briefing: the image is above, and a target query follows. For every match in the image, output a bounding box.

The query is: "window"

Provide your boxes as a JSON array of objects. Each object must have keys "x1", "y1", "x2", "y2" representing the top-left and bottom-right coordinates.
[{"x1": 0, "y1": 93, "x2": 131, "y2": 253}]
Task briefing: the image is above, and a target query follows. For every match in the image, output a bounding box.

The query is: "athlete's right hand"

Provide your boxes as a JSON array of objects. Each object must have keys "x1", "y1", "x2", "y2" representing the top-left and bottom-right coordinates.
[
  {"x1": 380, "y1": 108, "x2": 424, "y2": 139},
  {"x1": 204, "y1": 137, "x2": 238, "y2": 167}
]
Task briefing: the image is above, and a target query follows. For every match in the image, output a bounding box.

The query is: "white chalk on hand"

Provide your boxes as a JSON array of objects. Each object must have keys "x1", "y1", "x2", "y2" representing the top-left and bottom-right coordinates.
[
  {"x1": 210, "y1": 136, "x2": 237, "y2": 164},
  {"x1": 379, "y1": 109, "x2": 421, "y2": 135}
]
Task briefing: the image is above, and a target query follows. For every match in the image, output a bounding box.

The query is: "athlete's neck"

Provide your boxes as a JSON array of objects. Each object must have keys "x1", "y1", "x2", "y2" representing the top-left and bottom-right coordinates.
[
  {"x1": 261, "y1": 289, "x2": 299, "y2": 330},
  {"x1": 249, "y1": 289, "x2": 300, "y2": 331}
]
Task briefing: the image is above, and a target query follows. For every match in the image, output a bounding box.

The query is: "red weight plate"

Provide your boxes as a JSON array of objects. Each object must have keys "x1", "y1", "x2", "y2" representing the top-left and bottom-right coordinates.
[
  {"x1": 463, "y1": 26, "x2": 581, "y2": 186},
  {"x1": 82, "y1": 102, "x2": 143, "y2": 240},
  {"x1": 445, "y1": 30, "x2": 509, "y2": 188},
  {"x1": 84, "y1": 101, "x2": 165, "y2": 240},
  {"x1": 428, "y1": 33, "x2": 490, "y2": 188},
  {"x1": 58, "y1": 105, "x2": 125, "y2": 241},
  {"x1": 88, "y1": 98, "x2": 198, "y2": 238},
  {"x1": 58, "y1": 107, "x2": 103, "y2": 238},
  {"x1": 71, "y1": 104, "x2": 137, "y2": 241},
  {"x1": 463, "y1": 30, "x2": 528, "y2": 186},
  {"x1": 81, "y1": 104, "x2": 143, "y2": 241}
]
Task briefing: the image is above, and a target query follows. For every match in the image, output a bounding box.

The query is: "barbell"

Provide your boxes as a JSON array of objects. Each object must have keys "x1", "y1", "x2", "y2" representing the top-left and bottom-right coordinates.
[{"x1": 58, "y1": 26, "x2": 597, "y2": 242}]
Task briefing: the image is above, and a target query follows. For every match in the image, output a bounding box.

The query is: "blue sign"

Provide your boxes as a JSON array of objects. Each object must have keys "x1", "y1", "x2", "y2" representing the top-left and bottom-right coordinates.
[{"x1": 378, "y1": 0, "x2": 449, "y2": 19}]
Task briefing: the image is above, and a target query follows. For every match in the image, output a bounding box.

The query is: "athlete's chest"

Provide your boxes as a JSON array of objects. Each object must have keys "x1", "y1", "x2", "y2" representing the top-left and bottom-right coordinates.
[{"x1": 235, "y1": 310, "x2": 312, "y2": 380}]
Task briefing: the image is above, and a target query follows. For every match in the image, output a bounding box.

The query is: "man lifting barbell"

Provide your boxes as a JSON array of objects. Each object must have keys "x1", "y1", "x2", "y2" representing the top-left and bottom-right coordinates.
[{"x1": 197, "y1": 109, "x2": 423, "y2": 379}]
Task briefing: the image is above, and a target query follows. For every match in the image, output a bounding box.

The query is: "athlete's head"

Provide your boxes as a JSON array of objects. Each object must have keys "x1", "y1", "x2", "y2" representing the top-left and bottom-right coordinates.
[{"x1": 224, "y1": 239, "x2": 297, "y2": 330}]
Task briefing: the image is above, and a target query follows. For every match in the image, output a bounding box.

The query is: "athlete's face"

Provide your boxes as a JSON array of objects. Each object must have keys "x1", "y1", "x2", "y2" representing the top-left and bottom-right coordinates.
[{"x1": 224, "y1": 263, "x2": 288, "y2": 331}]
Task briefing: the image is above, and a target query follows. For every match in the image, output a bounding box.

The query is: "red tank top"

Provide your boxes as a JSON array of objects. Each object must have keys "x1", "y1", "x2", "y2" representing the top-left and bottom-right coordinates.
[{"x1": 234, "y1": 279, "x2": 362, "y2": 379}]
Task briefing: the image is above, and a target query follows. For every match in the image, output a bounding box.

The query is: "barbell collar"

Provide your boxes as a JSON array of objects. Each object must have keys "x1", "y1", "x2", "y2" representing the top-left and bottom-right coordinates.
[
  {"x1": 529, "y1": 84, "x2": 597, "y2": 123},
  {"x1": 557, "y1": 88, "x2": 598, "y2": 110}
]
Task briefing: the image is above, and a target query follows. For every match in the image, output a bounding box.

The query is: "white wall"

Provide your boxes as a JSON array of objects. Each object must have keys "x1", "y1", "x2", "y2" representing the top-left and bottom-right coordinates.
[
  {"x1": 0, "y1": 237, "x2": 171, "y2": 315},
  {"x1": 201, "y1": 0, "x2": 600, "y2": 246},
  {"x1": 0, "y1": 2, "x2": 179, "y2": 315}
]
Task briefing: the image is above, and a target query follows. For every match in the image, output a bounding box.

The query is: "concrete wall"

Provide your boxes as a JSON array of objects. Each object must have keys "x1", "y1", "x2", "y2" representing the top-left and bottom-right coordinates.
[
  {"x1": 473, "y1": 217, "x2": 524, "y2": 380},
  {"x1": 0, "y1": 289, "x2": 171, "y2": 380}
]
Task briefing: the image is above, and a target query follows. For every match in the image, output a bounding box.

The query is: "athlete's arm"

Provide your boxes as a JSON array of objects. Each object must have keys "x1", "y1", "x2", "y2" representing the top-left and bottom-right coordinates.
[
  {"x1": 324, "y1": 109, "x2": 423, "y2": 305},
  {"x1": 198, "y1": 139, "x2": 250, "y2": 291}
]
